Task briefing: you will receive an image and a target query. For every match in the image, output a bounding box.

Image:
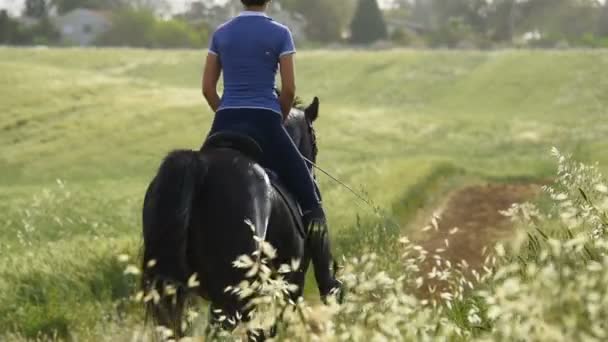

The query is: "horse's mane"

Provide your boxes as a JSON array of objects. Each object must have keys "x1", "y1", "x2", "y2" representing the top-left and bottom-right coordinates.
[
  {"x1": 293, "y1": 97, "x2": 305, "y2": 111},
  {"x1": 275, "y1": 88, "x2": 306, "y2": 111}
]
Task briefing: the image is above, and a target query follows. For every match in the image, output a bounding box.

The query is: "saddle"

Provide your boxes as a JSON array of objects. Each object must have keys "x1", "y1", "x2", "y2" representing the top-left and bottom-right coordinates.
[
  {"x1": 202, "y1": 132, "x2": 306, "y2": 237},
  {"x1": 204, "y1": 132, "x2": 265, "y2": 163}
]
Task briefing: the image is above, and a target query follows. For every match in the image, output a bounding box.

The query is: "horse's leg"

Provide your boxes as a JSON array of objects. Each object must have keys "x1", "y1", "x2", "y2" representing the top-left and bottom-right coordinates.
[
  {"x1": 206, "y1": 300, "x2": 268, "y2": 341},
  {"x1": 290, "y1": 251, "x2": 312, "y2": 301},
  {"x1": 262, "y1": 240, "x2": 311, "y2": 340},
  {"x1": 148, "y1": 285, "x2": 187, "y2": 338},
  {"x1": 205, "y1": 303, "x2": 232, "y2": 340}
]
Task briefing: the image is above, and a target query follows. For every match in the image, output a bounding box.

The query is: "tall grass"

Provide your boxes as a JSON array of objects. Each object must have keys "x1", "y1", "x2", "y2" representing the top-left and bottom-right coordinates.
[
  {"x1": 44, "y1": 149, "x2": 603, "y2": 341},
  {"x1": 2, "y1": 48, "x2": 608, "y2": 339},
  {"x1": 203, "y1": 149, "x2": 608, "y2": 341},
  {"x1": 0, "y1": 182, "x2": 141, "y2": 339}
]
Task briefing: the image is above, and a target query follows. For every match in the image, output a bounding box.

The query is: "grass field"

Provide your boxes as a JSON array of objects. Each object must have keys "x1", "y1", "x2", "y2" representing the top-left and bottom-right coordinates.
[{"x1": 1, "y1": 47, "x2": 608, "y2": 339}]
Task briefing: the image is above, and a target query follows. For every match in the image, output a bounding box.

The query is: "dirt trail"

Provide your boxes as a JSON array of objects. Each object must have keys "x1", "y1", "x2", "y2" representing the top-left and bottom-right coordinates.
[{"x1": 416, "y1": 183, "x2": 543, "y2": 272}]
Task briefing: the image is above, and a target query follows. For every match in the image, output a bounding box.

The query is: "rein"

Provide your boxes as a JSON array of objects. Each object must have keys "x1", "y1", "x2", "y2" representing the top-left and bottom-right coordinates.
[
  {"x1": 301, "y1": 156, "x2": 378, "y2": 213},
  {"x1": 302, "y1": 156, "x2": 404, "y2": 232}
]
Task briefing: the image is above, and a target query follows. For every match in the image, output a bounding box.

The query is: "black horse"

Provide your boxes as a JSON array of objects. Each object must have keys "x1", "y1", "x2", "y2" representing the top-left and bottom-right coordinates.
[{"x1": 141, "y1": 98, "x2": 323, "y2": 337}]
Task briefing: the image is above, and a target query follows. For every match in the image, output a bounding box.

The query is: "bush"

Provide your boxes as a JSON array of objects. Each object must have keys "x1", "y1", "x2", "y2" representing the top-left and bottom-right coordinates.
[
  {"x1": 429, "y1": 17, "x2": 488, "y2": 49},
  {"x1": 579, "y1": 33, "x2": 608, "y2": 48},
  {"x1": 390, "y1": 28, "x2": 413, "y2": 46},
  {"x1": 97, "y1": 9, "x2": 209, "y2": 49},
  {"x1": 26, "y1": 17, "x2": 60, "y2": 45},
  {"x1": 97, "y1": 9, "x2": 156, "y2": 47},
  {"x1": 152, "y1": 19, "x2": 208, "y2": 49}
]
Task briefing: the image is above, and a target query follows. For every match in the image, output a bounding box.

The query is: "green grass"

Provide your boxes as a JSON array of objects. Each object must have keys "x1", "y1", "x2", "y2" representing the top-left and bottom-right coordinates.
[{"x1": 1, "y1": 47, "x2": 608, "y2": 338}]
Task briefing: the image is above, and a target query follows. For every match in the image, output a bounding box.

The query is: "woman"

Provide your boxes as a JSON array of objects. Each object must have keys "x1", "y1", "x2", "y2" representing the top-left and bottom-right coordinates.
[{"x1": 201, "y1": 0, "x2": 341, "y2": 300}]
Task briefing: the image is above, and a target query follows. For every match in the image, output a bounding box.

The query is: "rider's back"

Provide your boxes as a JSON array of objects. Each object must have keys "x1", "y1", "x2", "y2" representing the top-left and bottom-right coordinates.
[{"x1": 209, "y1": 12, "x2": 295, "y2": 115}]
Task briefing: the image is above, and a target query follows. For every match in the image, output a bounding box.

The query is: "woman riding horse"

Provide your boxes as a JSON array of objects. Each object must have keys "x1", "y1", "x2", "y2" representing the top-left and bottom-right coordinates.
[{"x1": 202, "y1": 0, "x2": 342, "y2": 300}]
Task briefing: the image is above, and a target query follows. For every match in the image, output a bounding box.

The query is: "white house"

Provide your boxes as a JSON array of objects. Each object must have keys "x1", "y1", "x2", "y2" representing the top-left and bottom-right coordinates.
[{"x1": 52, "y1": 9, "x2": 111, "y2": 46}]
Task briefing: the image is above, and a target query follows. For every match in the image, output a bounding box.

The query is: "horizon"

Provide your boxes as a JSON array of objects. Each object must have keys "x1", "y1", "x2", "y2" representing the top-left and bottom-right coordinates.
[{"x1": 0, "y1": 0, "x2": 395, "y2": 17}]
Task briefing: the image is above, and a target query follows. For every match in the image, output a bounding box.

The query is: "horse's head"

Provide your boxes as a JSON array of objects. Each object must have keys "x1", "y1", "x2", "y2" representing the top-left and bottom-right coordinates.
[{"x1": 284, "y1": 97, "x2": 320, "y2": 166}]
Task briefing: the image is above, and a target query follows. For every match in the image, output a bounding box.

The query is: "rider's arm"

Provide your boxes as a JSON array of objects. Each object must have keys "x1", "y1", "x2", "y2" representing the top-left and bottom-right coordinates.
[
  {"x1": 202, "y1": 52, "x2": 221, "y2": 112},
  {"x1": 279, "y1": 54, "x2": 296, "y2": 121}
]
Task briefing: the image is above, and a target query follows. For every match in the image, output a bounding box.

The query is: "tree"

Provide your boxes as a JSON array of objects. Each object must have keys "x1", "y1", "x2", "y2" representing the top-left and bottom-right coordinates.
[
  {"x1": 97, "y1": 8, "x2": 208, "y2": 48},
  {"x1": 0, "y1": 10, "x2": 22, "y2": 43},
  {"x1": 181, "y1": 1, "x2": 211, "y2": 21},
  {"x1": 430, "y1": 0, "x2": 489, "y2": 33},
  {"x1": 97, "y1": 9, "x2": 156, "y2": 47},
  {"x1": 28, "y1": 16, "x2": 61, "y2": 44},
  {"x1": 0, "y1": 9, "x2": 60, "y2": 45},
  {"x1": 152, "y1": 19, "x2": 207, "y2": 48},
  {"x1": 282, "y1": 0, "x2": 352, "y2": 42},
  {"x1": 24, "y1": 0, "x2": 50, "y2": 18},
  {"x1": 51, "y1": 0, "x2": 122, "y2": 14},
  {"x1": 129, "y1": 0, "x2": 170, "y2": 13},
  {"x1": 381, "y1": 0, "x2": 606, "y2": 47},
  {"x1": 410, "y1": 0, "x2": 435, "y2": 30},
  {"x1": 514, "y1": 0, "x2": 601, "y2": 42},
  {"x1": 50, "y1": 0, "x2": 168, "y2": 14},
  {"x1": 599, "y1": 3, "x2": 608, "y2": 36},
  {"x1": 350, "y1": 0, "x2": 388, "y2": 44},
  {"x1": 486, "y1": 0, "x2": 518, "y2": 42}
]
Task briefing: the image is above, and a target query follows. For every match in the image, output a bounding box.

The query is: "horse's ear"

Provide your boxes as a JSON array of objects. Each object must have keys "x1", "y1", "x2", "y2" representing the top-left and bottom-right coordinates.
[{"x1": 305, "y1": 97, "x2": 319, "y2": 122}]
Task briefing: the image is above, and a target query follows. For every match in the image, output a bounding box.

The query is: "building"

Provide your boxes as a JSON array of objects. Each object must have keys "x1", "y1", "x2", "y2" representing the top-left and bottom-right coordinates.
[
  {"x1": 19, "y1": 8, "x2": 111, "y2": 46},
  {"x1": 52, "y1": 9, "x2": 111, "y2": 46}
]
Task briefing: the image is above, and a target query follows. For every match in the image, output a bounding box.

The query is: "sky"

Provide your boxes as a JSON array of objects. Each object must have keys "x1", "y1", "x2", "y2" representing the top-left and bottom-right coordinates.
[
  {"x1": 0, "y1": 0, "x2": 395, "y2": 16},
  {"x1": 0, "y1": 0, "x2": 204, "y2": 15}
]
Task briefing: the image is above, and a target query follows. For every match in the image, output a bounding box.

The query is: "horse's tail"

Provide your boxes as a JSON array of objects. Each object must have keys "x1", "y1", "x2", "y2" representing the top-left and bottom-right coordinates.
[{"x1": 141, "y1": 149, "x2": 207, "y2": 334}]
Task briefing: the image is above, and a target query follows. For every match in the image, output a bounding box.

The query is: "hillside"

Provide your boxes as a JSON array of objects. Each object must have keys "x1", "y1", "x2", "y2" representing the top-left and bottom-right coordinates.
[
  {"x1": 2, "y1": 49, "x2": 607, "y2": 185},
  {"x1": 1, "y1": 48, "x2": 608, "y2": 338}
]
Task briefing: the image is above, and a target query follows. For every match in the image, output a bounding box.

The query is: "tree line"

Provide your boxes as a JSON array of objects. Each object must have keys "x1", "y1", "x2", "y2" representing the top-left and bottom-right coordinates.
[
  {"x1": 0, "y1": 0, "x2": 207, "y2": 47},
  {"x1": 2, "y1": 0, "x2": 608, "y2": 48},
  {"x1": 286, "y1": 0, "x2": 608, "y2": 48},
  {"x1": 398, "y1": 0, "x2": 608, "y2": 48}
]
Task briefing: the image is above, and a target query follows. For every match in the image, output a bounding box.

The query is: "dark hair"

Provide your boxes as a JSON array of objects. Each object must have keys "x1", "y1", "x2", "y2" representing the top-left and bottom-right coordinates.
[{"x1": 241, "y1": 0, "x2": 270, "y2": 6}]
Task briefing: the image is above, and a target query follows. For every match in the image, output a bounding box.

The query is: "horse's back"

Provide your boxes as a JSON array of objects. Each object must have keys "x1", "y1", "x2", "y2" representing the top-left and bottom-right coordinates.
[
  {"x1": 185, "y1": 148, "x2": 306, "y2": 314},
  {"x1": 188, "y1": 149, "x2": 272, "y2": 302},
  {"x1": 199, "y1": 150, "x2": 305, "y2": 258}
]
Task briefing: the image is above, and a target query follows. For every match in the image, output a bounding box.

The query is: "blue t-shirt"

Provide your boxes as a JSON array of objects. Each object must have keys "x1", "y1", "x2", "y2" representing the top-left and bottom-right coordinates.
[{"x1": 209, "y1": 11, "x2": 296, "y2": 115}]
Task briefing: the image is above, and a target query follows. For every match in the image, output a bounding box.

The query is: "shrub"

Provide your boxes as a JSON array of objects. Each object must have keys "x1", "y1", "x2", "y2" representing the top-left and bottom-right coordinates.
[{"x1": 97, "y1": 9, "x2": 209, "y2": 49}]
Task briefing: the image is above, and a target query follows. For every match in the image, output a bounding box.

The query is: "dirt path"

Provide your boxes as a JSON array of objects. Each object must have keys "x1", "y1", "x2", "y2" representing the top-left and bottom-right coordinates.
[{"x1": 415, "y1": 183, "x2": 543, "y2": 272}]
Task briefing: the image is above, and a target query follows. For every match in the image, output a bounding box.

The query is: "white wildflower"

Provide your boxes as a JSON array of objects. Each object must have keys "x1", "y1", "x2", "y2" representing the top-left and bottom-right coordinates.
[
  {"x1": 188, "y1": 273, "x2": 200, "y2": 288},
  {"x1": 595, "y1": 184, "x2": 608, "y2": 194},
  {"x1": 124, "y1": 265, "x2": 141, "y2": 276},
  {"x1": 291, "y1": 258, "x2": 301, "y2": 271},
  {"x1": 233, "y1": 255, "x2": 255, "y2": 269}
]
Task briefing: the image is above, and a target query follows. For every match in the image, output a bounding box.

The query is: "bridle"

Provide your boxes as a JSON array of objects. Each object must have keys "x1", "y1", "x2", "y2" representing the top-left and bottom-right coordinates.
[{"x1": 305, "y1": 118, "x2": 318, "y2": 165}]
